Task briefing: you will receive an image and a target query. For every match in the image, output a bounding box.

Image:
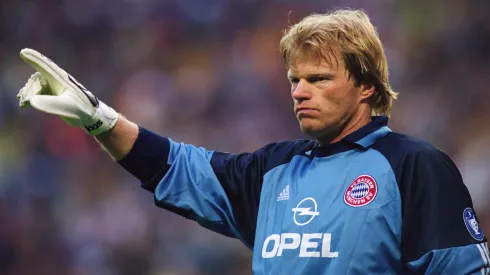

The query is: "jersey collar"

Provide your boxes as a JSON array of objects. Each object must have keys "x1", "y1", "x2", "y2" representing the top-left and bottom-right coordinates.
[
  {"x1": 311, "y1": 116, "x2": 392, "y2": 158},
  {"x1": 343, "y1": 116, "x2": 391, "y2": 148}
]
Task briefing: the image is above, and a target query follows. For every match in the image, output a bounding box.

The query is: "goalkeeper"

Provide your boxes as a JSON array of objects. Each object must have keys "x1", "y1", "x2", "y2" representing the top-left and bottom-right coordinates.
[{"x1": 17, "y1": 9, "x2": 489, "y2": 274}]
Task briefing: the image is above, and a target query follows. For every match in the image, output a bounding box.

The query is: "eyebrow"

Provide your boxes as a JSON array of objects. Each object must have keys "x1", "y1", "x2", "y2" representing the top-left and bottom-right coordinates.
[{"x1": 287, "y1": 72, "x2": 335, "y2": 79}]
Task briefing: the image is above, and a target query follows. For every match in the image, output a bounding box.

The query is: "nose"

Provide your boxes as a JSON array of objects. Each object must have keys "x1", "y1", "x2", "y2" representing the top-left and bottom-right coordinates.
[{"x1": 291, "y1": 79, "x2": 312, "y2": 102}]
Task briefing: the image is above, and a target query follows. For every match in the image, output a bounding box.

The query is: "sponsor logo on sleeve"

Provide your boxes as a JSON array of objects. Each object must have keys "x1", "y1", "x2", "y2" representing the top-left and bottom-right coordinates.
[{"x1": 463, "y1": 207, "x2": 484, "y2": 241}]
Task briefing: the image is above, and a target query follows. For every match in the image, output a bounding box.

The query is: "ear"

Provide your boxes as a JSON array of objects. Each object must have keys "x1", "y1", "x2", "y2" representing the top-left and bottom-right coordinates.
[{"x1": 359, "y1": 83, "x2": 375, "y2": 101}]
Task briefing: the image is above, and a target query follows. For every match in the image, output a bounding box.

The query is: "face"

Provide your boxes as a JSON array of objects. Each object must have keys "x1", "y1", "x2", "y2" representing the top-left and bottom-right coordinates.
[{"x1": 288, "y1": 57, "x2": 370, "y2": 140}]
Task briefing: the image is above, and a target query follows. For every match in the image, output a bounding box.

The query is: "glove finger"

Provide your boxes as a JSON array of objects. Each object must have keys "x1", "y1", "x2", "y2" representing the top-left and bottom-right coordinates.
[
  {"x1": 18, "y1": 72, "x2": 46, "y2": 107},
  {"x1": 19, "y1": 49, "x2": 69, "y2": 96},
  {"x1": 29, "y1": 92, "x2": 81, "y2": 120},
  {"x1": 20, "y1": 48, "x2": 66, "y2": 76}
]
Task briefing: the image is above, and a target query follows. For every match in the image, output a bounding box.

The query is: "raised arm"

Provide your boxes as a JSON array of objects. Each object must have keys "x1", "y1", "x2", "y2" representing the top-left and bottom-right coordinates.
[{"x1": 16, "y1": 48, "x2": 296, "y2": 249}]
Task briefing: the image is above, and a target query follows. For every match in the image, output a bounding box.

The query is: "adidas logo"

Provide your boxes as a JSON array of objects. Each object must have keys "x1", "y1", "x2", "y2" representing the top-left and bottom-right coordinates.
[
  {"x1": 277, "y1": 185, "x2": 290, "y2": 201},
  {"x1": 84, "y1": 120, "x2": 103, "y2": 132}
]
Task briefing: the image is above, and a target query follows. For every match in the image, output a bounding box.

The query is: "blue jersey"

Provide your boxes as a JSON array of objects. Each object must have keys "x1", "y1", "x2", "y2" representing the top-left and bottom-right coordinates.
[{"x1": 119, "y1": 116, "x2": 490, "y2": 274}]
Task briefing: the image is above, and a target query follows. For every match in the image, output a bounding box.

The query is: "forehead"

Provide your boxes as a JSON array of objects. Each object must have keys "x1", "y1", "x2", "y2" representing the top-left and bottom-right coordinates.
[
  {"x1": 288, "y1": 58, "x2": 343, "y2": 77},
  {"x1": 288, "y1": 51, "x2": 344, "y2": 76}
]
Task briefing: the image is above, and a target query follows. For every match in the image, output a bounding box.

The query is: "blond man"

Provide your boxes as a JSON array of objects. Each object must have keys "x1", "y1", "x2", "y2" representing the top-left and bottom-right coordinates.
[{"x1": 17, "y1": 9, "x2": 489, "y2": 274}]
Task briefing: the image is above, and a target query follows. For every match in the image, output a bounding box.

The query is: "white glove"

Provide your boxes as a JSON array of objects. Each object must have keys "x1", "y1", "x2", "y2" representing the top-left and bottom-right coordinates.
[{"x1": 17, "y1": 48, "x2": 119, "y2": 136}]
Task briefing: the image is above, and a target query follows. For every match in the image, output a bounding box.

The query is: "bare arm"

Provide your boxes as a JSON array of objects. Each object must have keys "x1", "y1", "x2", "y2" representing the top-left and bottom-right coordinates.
[{"x1": 95, "y1": 115, "x2": 139, "y2": 160}]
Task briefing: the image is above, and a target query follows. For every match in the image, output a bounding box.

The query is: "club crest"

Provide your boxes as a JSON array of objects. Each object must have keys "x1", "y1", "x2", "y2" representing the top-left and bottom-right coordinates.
[{"x1": 344, "y1": 175, "x2": 377, "y2": 207}]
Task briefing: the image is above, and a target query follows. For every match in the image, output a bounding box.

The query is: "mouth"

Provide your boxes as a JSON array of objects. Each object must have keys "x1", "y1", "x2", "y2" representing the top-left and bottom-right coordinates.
[{"x1": 295, "y1": 107, "x2": 319, "y2": 116}]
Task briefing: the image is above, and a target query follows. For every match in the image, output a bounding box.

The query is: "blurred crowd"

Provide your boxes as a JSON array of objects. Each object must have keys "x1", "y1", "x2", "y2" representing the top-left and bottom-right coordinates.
[{"x1": 1, "y1": 0, "x2": 489, "y2": 274}]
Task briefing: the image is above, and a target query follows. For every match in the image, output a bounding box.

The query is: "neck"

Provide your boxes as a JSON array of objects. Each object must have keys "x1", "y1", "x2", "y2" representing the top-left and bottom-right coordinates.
[{"x1": 317, "y1": 110, "x2": 372, "y2": 146}]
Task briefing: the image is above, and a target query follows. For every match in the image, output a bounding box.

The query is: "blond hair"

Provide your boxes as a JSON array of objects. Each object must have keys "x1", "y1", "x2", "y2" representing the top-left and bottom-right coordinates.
[{"x1": 280, "y1": 9, "x2": 398, "y2": 116}]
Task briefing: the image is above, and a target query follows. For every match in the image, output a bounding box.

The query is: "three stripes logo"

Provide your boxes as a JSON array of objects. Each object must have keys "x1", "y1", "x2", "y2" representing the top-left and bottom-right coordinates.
[{"x1": 277, "y1": 185, "x2": 290, "y2": 201}]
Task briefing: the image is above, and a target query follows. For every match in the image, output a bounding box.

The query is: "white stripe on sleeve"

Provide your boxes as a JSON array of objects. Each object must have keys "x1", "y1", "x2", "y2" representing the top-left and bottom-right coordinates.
[
  {"x1": 478, "y1": 243, "x2": 489, "y2": 275},
  {"x1": 477, "y1": 243, "x2": 488, "y2": 275}
]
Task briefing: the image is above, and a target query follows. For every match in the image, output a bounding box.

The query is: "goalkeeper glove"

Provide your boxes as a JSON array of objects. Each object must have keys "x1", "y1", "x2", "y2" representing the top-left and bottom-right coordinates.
[{"x1": 17, "y1": 48, "x2": 119, "y2": 136}]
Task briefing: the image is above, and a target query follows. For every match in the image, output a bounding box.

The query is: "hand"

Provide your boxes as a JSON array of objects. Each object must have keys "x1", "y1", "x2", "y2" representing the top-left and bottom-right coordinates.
[{"x1": 17, "y1": 48, "x2": 119, "y2": 135}]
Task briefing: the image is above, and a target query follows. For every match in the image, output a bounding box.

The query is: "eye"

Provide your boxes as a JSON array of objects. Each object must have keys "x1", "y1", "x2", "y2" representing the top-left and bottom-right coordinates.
[
  {"x1": 309, "y1": 76, "x2": 329, "y2": 83},
  {"x1": 289, "y1": 77, "x2": 299, "y2": 84}
]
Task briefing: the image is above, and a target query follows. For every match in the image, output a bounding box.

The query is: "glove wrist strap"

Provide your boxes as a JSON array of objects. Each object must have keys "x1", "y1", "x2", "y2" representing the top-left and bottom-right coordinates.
[{"x1": 81, "y1": 101, "x2": 119, "y2": 136}]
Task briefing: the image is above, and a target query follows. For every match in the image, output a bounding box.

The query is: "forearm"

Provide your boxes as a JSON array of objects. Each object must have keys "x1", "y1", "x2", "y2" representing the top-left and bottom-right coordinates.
[{"x1": 95, "y1": 115, "x2": 139, "y2": 160}]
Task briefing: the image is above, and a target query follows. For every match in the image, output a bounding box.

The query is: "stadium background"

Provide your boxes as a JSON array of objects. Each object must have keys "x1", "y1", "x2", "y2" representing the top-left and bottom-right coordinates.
[{"x1": 1, "y1": 0, "x2": 489, "y2": 274}]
